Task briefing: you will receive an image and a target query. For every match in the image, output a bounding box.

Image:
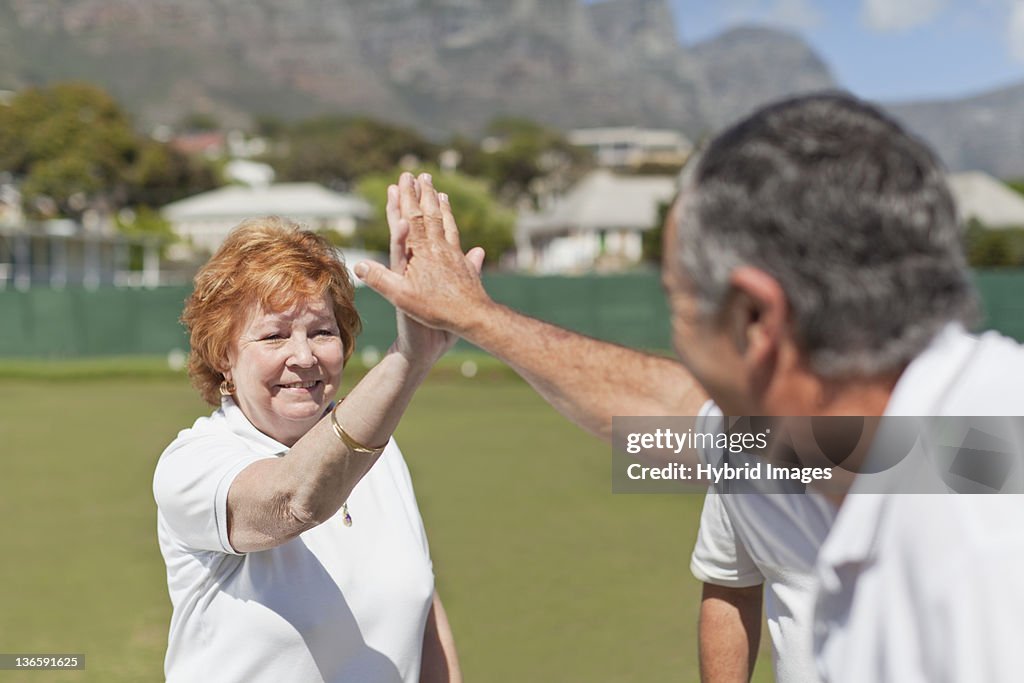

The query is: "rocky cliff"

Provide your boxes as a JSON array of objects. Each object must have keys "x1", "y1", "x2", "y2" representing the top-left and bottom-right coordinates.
[{"x1": 2, "y1": 0, "x2": 1021, "y2": 175}]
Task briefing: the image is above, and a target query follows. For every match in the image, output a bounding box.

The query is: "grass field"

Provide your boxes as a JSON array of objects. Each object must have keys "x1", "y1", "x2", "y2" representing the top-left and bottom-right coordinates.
[{"x1": 0, "y1": 357, "x2": 774, "y2": 682}]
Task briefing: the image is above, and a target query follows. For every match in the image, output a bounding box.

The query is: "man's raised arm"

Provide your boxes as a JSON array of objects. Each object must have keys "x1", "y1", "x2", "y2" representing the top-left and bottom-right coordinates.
[{"x1": 354, "y1": 172, "x2": 707, "y2": 442}]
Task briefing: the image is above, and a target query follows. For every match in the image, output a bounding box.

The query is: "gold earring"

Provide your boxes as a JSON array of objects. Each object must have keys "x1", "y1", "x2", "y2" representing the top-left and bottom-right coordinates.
[{"x1": 219, "y1": 378, "x2": 235, "y2": 396}]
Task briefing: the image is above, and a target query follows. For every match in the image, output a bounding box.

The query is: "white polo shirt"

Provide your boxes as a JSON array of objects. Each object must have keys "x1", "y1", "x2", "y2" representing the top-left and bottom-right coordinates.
[
  {"x1": 153, "y1": 398, "x2": 435, "y2": 683},
  {"x1": 690, "y1": 402, "x2": 836, "y2": 683},
  {"x1": 813, "y1": 325, "x2": 1024, "y2": 683}
]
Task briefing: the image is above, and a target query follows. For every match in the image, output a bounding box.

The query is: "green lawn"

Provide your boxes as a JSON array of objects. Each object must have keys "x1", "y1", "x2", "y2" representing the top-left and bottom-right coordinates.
[{"x1": 0, "y1": 361, "x2": 774, "y2": 682}]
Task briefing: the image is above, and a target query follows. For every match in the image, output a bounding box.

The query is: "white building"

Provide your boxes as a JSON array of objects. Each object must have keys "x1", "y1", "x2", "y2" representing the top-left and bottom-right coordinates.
[
  {"x1": 0, "y1": 182, "x2": 24, "y2": 228},
  {"x1": 568, "y1": 127, "x2": 692, "y2": 169},
  {"x1": 517, "y1": 169, "x2": 676, "y2": 273},
  {"x1": 162, "y1": 182, "x2": 372, "y2": 254},
  {"x1": 222, "y1": 159, "x2": 276, "y2": 187},
  {"x1": 0, "y1": 220, "x2": 162, "y2": 290},
  {"x1": 946, "y1": 171, "x2": 1024, "y2": 229}
]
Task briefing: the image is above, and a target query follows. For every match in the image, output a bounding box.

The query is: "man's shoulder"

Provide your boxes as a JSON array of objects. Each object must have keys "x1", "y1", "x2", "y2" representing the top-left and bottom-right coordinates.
[
  {"x1": 893, "y1": 325, "x2": 1024, "y2": 416},
  {"x1": 967, "y1": 328, "x2": 1024, "y2": 371},
  {"x1": 939, "y1": 329, "x2": 1024, "y2": 414}
]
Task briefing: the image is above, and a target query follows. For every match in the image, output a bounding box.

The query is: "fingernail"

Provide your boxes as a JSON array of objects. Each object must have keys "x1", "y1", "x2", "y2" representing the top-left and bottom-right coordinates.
[
  {"x1": 401, "y1": 172, "x2": 413, "y2": 182},
  {"x1": 439, "y1": 193, "x2": 449, "y2": 203},
  {"x1": 423, "y1": 173, "x2": 433, "y2": 185},
  {"x1": 354, "y1": 263, "x2": 368, "y2": 278}
]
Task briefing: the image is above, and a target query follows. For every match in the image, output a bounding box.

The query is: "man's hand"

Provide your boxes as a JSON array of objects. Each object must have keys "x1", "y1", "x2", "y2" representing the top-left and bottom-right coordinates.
[
  {"x1": 359, "y1": 173, "x2": 706, "y2": 443},
  {"x1": 356, "y1": 172, "x2": 489, "y2": 336}
]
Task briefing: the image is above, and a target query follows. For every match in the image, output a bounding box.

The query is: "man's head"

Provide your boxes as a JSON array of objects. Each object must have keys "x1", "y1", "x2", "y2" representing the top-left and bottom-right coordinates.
[{"x1": 664, "y1": 92, "x2": 977, "y2": 412}]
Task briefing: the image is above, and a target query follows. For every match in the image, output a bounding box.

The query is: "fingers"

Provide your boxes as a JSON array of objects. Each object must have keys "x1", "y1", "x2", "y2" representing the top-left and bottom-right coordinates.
[
  {"x1": 398, "y1": 172, "x2": 448, "y2": 243},
  {"x1": 438, "y1": 192, "x2": 462, "y2": 248},
  {"x1": 386, "y1": 185, "x2": 408, "y2": 272},
  {"x1": 385, "y1": 183, "x2": 401, "y2": 230},
  {"x1": 354, "y1": 261, "x2": 405, "y2": 303},
  {"x1": 466, "y1": 246, "x2": 486, "y2": 274},
  {"x1": 398, "y1": 173, "x2": 424, "y2": 235},
  {"x1": 389, "y1": 217, "x2": 410, "y2": 273},
  {"x1": 418, "y1": 172, "x2": 441, "y2": 216},
  {"x1": 417, "y1": 173, "x2": 445, "y2": 240}
]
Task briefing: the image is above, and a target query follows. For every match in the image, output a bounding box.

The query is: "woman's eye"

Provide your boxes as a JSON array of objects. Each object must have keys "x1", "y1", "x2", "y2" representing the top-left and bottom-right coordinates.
[
  {"x1": 314, "y1": 329, "x2": 335, "y2": 337},
  {"x1": 262, "y1": 334, "x2": 285, "y2": 341}
]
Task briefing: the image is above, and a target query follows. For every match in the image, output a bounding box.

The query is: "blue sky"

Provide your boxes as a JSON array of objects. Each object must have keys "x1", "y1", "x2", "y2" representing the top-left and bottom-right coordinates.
[{"x1": 666, "y1": 0, "x2": 1024, "y2": 102}]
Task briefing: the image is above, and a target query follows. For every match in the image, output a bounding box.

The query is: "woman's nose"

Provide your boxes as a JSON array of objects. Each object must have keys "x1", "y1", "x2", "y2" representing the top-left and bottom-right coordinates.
[{"x1": 287, "y1": 336, "x2": 317, "y2": 367}]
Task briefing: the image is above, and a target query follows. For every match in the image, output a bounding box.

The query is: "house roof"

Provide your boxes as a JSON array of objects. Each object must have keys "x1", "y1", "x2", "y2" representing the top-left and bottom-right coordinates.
[
  {"x1": 947, "y1": 171, "x2": 1024, "y2": 229},
  {"x1": 519, "y1": 170, "x2": 676, "y2": 236},
  {"x1": 162, "y1": 182, "x2": 371, "y2": 222},
  {"x1": 169, "y1": 131, "x2": 227, "y2": 156},
  {"x1": 568, "y1": 127, "x2": 690, "y2": 149}
]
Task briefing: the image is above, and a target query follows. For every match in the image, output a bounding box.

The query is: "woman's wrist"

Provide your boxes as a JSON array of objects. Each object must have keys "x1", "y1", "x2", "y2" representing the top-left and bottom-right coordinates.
[{"x1": 384, "y1": 341, "x2": 438, "y2": 382}]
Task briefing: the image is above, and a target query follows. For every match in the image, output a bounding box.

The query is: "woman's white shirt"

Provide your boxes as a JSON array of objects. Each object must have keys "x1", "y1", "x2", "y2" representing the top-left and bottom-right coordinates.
[{"x1": 153, "y1": 398, "x2": 435, "y2": 683}]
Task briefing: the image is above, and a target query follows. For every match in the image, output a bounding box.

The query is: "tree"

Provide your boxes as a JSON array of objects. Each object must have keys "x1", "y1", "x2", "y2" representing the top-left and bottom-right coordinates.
[
  {"x1": 642, "y1": 200, "x2": 672, "y2": 265},
  {"x1": 356, "y1": 170, "x2": 515, "y2": 264},
  {"x1": 453, "y1": 116, "x2": 592, "y2": 206},
  {"x1": 126, "y1": 140, "x2": 218, "y2": 207},
  {"x1": 964, "y1": 219, "x2": 1024, "y2": 268},
  {"x1": 269, "y1": 117, "x2": 437, "y2": 189},
  {"x1": 178, "y1": 112, "x2": 220, "y2": 132},
  {"x1": 0, "y1": 82, "x2": 217, "y2": 220},
  {"x1": 0, "y1": 82, "x2": 139, "y2": 218}
]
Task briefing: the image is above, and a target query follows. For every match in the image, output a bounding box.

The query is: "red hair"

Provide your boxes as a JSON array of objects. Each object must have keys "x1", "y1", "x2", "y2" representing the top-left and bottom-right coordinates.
[{"x1": 182, "y1": 216, "x2": 361, "y2": 405}]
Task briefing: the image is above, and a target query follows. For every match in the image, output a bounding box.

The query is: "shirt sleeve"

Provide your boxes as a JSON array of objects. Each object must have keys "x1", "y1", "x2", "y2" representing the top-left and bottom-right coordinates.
[
  {"x1": 153, "y1": 434, "x2": 275, "y2": 555},
  {"x1": 690, "y1": 486, "x2": 765, "y2": 587}
]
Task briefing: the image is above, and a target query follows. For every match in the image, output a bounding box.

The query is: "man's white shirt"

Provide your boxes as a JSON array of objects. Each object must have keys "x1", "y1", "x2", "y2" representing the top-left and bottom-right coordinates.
[
  {"x1": 813, "y1": 325, "x2": 1024, "y2": 683},
  {"x1": 690, "y1": 324, "x2": 1024, "y2": 683},
  {"x1": 691, "y1": 402, "x2": 836, "y2": 683}
]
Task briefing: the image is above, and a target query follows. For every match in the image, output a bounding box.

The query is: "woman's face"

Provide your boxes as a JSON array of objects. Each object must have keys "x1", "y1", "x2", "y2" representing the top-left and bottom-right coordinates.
[{"x1": 225, "y1": 293, "x2": 345, "y2": 446}]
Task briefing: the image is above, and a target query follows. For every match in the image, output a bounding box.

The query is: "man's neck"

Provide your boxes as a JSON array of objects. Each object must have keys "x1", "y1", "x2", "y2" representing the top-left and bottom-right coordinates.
[
  {"x1": 764, "y1": 367, "x2": 904, "y2": 507},
  {"x1": 763, "y1": 367, "x2": 902, "y2": 416}
]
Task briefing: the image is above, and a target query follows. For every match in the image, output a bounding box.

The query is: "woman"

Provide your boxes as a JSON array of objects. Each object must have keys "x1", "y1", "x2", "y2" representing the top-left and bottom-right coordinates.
[{"x1": 154, "y1": 196, "x2": 479, "y2": 681}]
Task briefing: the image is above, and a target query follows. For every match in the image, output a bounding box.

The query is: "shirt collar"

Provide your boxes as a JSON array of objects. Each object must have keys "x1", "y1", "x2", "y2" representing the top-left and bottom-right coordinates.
[
  {"x1": 219, "y1": 396, "x2": 291, "y2": 456},
  {"x1": 218, "y1": 396, "x2": 339, "y2": 456},
  {"x1": 819, "y1": 323, "x2": 978, "y2": 570},
  {"x1": 881, "y1": 322, "x2": 978, "y2": 417}
]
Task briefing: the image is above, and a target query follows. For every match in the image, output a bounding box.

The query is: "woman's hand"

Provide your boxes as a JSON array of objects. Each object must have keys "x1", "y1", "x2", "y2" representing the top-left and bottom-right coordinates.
[{"x1": 386, "y1": 173, "x2": 484, "y2": 368}]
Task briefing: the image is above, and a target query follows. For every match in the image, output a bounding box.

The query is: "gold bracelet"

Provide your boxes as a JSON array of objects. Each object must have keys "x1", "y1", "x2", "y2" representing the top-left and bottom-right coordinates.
[{"x1": 330, "y1": 401, "x2": 388, "y2": 457}]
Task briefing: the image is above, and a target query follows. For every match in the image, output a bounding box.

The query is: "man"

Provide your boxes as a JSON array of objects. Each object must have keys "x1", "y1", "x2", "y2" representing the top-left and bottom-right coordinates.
[{"x1": 355, "y1": 93, "x2": 1024, "y2": 682}]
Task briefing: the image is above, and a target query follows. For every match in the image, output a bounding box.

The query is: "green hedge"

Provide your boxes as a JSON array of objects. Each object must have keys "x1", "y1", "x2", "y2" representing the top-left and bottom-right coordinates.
[{"x1": 1, "y1": 270, "x2": 1020, "y2": 358}]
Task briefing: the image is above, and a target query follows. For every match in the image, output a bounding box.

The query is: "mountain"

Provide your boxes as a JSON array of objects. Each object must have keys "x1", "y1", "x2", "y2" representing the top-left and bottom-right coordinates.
[
  {"x1": 887, "y1": 83, "x2": 1024, "y2": 178},
  {"x1": 1, "y1": 0, "x2": 1021, "y2": 176},
  {"x1": 0, "y1": 0, "x2": 834, "y2": 135}
]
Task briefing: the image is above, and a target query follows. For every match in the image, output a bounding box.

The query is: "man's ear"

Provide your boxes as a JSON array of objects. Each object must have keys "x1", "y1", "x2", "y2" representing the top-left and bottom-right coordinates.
[{"x1": 725, "y1": 267, "x2": 789, "y2": 370}]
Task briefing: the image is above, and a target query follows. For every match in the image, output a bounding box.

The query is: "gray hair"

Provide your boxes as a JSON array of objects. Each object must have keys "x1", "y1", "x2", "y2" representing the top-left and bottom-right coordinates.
[{"x1": 675, "y1": 92, "x2": 977, "y2": 378}]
